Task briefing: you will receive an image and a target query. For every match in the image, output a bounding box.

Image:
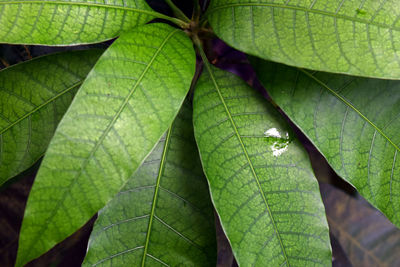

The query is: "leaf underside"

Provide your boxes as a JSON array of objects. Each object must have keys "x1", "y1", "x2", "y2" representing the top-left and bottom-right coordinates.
[
  {"x1": 321, "y1": 184, "x2": 400, "y2": 267},
  {"x1": 16, "y1": 23, "x2": 195, "y2": 266},
  {"x1": 193, "y1": 65, "x2": 331, "y2": 266},
  {"x1": 84, "y1": 102, "x2": 217, "y2": 266},
  {"x1": 207, "y1": 0, "x2": 400, "y2": 79},
  {"x1": 0, "y1": 49, "x2": 102, "y2": 184},
  {"x1": 0, "y1": 0, "x2": 154, "y2": 45},
  {"x1": 251, "y1": 58, "x2": 400, "y2": 228}
]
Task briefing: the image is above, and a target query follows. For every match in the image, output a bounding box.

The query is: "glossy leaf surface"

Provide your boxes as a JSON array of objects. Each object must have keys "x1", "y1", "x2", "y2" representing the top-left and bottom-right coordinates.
[
  {"x1": 321, "y1": 184, "x2": 400, "y2": 267},
  {"x1": 207, "y1": 0, "x2": 400, "y2": 79},
  {"x1": 16, "y1": 23, "x2": 195, "y2": 266},
  {"x1": 0, "y1": 0, "x2": 154, "y2": 45},
  {"x1": 193, "y1": 65, "x2": 331, "y2": 266},
  {"x1": 0, "y1": 50, "x2": 102, "y2": 184},
  {"x1": 84, "y1": 102, "x2": 216, "y2": 266},
  {"x1": 252, "y1": 58, "x2": 400, "y2": 227}
]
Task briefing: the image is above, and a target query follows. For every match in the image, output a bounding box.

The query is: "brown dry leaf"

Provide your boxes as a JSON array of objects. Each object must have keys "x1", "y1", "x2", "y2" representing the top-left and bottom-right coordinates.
[{"x1": 321, "y1": 184, "x2": 400, "y2": 267}]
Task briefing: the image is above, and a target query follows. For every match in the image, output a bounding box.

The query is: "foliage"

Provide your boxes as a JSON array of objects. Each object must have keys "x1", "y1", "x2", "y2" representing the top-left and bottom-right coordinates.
[{"x1": 0, "y1": 0, "x2": 399, "y2": 266}]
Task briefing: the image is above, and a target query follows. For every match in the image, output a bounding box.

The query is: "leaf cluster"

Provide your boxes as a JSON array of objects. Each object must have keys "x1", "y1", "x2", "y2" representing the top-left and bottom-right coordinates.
[{"x1": 0, "y1": 0, "x2": 399, "y2": 266}]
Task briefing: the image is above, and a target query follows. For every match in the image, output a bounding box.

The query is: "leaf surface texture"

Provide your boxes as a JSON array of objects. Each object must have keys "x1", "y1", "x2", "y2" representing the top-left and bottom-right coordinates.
[
  {"x1": 252, "y1": 58, "x2": 400, "y2": 227},
  {"x1": 321, "y1": 184, "x2": 400, "y2": 267},
  {"x1": 207, "y1": 0, "x2": 400, "y2": 79},
  {"x1": 16, "y1": 23, "x2": 195, "y2": 266},
  {"x1": 0, "y1": 0, "x2": 154, "y2": 45},
  {"x1": 0, "y1": 50, "x2": 102, "y2": 184},
  {"x1": 193, "y1": 65, "x2": 331, "y2": 266},
  {"x1": 84, "y1": 102, "x2": 216, "y2": 266}
]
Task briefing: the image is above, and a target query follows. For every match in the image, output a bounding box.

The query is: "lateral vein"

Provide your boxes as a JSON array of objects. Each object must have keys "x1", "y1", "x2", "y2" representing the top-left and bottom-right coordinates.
[{"x1": 301, "y1": 69, "x2": 400, "y2": 153}]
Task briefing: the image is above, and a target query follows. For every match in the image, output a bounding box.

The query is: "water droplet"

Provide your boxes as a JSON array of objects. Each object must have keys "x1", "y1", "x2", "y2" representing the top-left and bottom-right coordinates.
[
  {"x1": 264, "y1": 128, "x2": 290, "y2": 157},
  {"x1": 264, "y1": 128, "x2": 282, "y2": 138}
]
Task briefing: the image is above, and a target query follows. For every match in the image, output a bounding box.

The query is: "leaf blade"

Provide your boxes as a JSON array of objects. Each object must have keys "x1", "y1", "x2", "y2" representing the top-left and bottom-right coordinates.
[
  {"x1": 207, "y1": 0, "x2": 400, "y2": 79},
  {"x1": 251, "y1": 58, "x2": 400, "y2": 227},
  {"x1": 16, "y1": 23, "x2": 195, "y2": 266},
  {"x1": 0, "y1": 0, "x2": 155, "y2": 45},
  {"x1": 321, "y1": 184, "x2": 400, "y2": 267},
  {"x1": 0, "y1": 50, "x2": 102, "y2": 184},
  {"x1": 83, "y1": 102, "x2": 217, "y2": 266},
  {"x1": 193, "y1": 65, "x2": 331, "y2": 266}
]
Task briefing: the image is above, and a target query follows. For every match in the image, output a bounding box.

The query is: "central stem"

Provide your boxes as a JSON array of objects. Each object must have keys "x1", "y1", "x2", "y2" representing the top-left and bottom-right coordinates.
[{"x1": 165, "y1": 0, "x2": 191, "y2": 23}]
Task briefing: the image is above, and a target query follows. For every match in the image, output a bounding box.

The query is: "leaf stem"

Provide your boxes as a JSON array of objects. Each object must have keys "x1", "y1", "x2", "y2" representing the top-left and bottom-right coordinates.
[
  {"x1": 201, "y1": 0, "x2": 209, "y2": 11},
  {"x1": 193, "y1": 35, "x2": 207, "y2": 61},
  {"x1": 154, "y1": 10, "x2": 189, "y2": 28},
  {"x1": 193, "y1": 0, "x2": 201, "y2": 21},
  {"x1": 164, "y1": 0, "x2": 191, "y2": 23},
  {"x1": 188, "y1": 60, "x2": 203, "y2": 100}
]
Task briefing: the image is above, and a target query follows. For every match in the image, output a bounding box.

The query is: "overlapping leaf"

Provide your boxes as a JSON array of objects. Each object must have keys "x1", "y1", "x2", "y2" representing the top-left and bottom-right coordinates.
[
  {"x1": 321, "y1": 184, "x2": 400, "y2": 267},
  {"x1": 0, "y1": 50, "x2": 102, "y2": 184},
  {"x1": 16, "y1": 23, "x2": 195, "y2": 266},
  {"x1": 84, "y1": 102, "x2": 216, "y2": 266},
  {"x1": 251, "y1": 58, "x2": 400, "y2": 228},
  {"x1": 0, "y1": 0, "x2": 155, "y2": 45},
  {"x1": 193, "y1": 65, "x2": 331, "y2": 266},
  {"x1": 207, "y1": 0, "x2": 400, "y2": 79}
]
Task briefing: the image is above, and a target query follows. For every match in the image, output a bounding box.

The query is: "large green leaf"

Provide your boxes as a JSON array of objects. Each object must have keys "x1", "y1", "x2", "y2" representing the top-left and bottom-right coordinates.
[
  {"x1": 321, "y1": 183, "x2": 400, "y2": 266},
  {"x1": 193, "y1": 65, "x2": 331, "y2": 266},
  {"x1": 0, "y1": 0, "x2": 155, "y2": 45},
  {"x1": 251, "y1": 58, "x2": 400, "y2": 227},
  {"x1": 83, "y1": 102, "x2": 216, "y2": 266},
  {"x1": 16, "y1": 23, "x2": 195, "y2": 266},
  {"x1": 207, "y1": 0, "x2": 400, "y2": 79},
  {"x1": 0, "y1": 50, "x2": 102, "y2": 184}
]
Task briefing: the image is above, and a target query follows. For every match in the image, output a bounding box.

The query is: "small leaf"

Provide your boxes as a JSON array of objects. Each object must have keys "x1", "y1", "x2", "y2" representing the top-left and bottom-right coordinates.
[
  {"x1": 251, "y1": 58, "x2": 400, "y2": 228},
  {"x1": 193, "y1": 65, "x2": 331, "y2": 266},
  {"x1": 84, "y1": 102, "x2": 216, "y2": 266},
  {"x1": 0, "y1": 50, "x2": 102, "y2": 184},
  {"x1": 207, "y1": 0, "x2": 400, "y2": 79},
  {"x1": 321, "y1": 183, "x2": 400, "y2": 267},
  {"x1": 0, "y1": 0, "x2": 155, "y2": 45},
  {"x1": 16, "y1": 23, "x2": 195, "y2": 266}
]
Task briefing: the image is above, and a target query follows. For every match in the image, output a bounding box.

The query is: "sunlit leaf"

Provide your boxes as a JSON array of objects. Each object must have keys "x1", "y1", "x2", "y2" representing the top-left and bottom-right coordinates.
[
  {"x1": 16, "y1": 23, "x2": 195, "y2": 266},
  {"x1": 207, "y1": 0, "x2": 400, "y2": 79},
  {"x1": 252, "y1": 57, "x2": 400, "y2": 227},
  {"x1": 193, "y1": 65, "x2": 331, "y2": 266},
  {"x1": 0, "y1": 0, "x2": 155, "y2": 45}
]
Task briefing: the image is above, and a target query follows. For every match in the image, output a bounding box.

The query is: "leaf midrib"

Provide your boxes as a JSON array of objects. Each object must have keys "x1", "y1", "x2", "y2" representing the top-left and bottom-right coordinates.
[
  {"x1": 200, "y1": 52, "x2": 290, "y2": 265},
  {"x1": 207, "y1": 3, "x2": 400, "y2": 32},
  {"x1": 0, "y1": 81, "x2": 82, "y2": 135},
  {"x1": 23, "y1": 29, "x2": 179, "y2": 262},
  {"x1": 300, "y1": 69, "x2": 400, "y2": 153},
  {"x1": 0, "y1": 1, "x2": 160, "y2": 16},
  {"x1": 141, "y1": 126, "x2": 172, "y2": 266}
]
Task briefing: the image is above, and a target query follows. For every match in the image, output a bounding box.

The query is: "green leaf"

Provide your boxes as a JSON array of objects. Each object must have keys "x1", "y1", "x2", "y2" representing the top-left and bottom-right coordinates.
[
  {"x1": 321, "y1": 183, "x2": 400, "y2": 266},
  {"x1": 207, "y1": 0, "x2": 400, "y2": 79},
  {"x1": 0, "y1": 50, "x2": 102, "y2": 184},
  {"x1": 193, "y1": 65, "x2": 331, "y2": 266},
  {"x1": 83, "y1": 102, "x2": 216, "y2": 266},
  {"x1": 16, "y1": 23, "x2": 195, "y2": 266},
  {"x1": 251, "y1": 58, "x2": 400, "y2": 228},
  {"x1": 0, "y1": 0, "x2": 155, "y2": 45}
]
